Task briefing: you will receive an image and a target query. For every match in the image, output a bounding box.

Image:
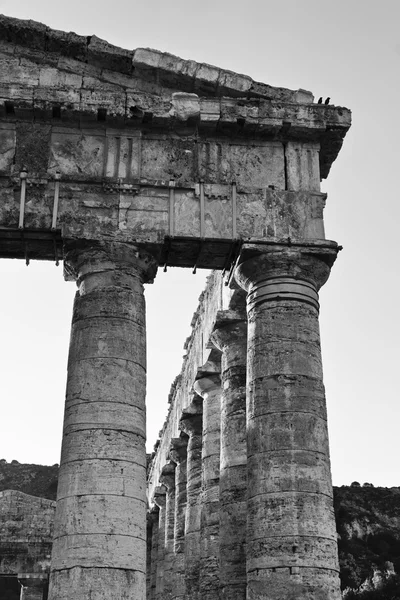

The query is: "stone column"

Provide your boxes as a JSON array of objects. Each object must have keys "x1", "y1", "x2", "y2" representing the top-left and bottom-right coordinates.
[
  {"x1": 146, "y1": 514, "x2": 152, "y2": 600},
  {"x1": 210, "y1": 309, "x2": 248, "y2": 600},
  {"x1": 169, "y1": 435, "x2": 189, "y2": 600},
  {"x1": 179, "y1": 397, "x2": 203, "y2": 600},
  {"x1": 148, "y1": 507, "x2": 159, "y2": 600},
  {"x1": 235, "y1": 244, "x2": 341, "y2": 600},
  {"x1": 193, "y1": 370, "x2": 221, "y2": 600},
  {"x1": 48, "y1": 241, "x2": 157, "y2": 600},
  {"x1": 159, "y1": 462, "x2": 177, "y2": 600},
  {"x1": 154, "y1": 486, "x2": 167, "y2": 600}
]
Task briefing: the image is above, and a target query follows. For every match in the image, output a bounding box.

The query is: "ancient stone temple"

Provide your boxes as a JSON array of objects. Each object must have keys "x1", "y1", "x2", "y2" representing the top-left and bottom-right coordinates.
[{"x1": 0, "y1": 14, "x2": 350, "y2": 600}]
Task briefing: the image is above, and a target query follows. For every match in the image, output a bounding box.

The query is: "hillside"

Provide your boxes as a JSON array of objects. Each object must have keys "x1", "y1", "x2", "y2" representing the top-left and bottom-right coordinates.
[
  {"x1": 0, "y1": 459, "x2": 58, "y2": 500},
  {"x1": 334, "y1": 484, "x2": 400, "y2": 597}
]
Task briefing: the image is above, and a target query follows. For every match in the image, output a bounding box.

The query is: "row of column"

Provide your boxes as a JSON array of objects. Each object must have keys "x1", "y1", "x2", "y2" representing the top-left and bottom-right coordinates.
[
  {"x1": 147, "y1": 244, "x2": 342, "y2": 600},
  {"x1": 47, "y1": 240, "x2": 341, "y2": 600}
]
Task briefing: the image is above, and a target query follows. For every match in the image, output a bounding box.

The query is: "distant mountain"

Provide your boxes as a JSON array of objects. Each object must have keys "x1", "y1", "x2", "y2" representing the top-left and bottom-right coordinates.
[{"x1": 0, "y1": 459, "x2": 58, "y2": 500}]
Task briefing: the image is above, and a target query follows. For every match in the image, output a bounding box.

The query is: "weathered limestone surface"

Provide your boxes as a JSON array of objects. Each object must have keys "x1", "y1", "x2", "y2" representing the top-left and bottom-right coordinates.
[
  {"x1": 154, "y1": 486, "x2": 167, "y2": 600},
  {"x1": 235, "y1": 245, "x2": 341, "y2": 600},
  {"x1": 159, "y1": 462, "x2": 177, "y2": 600},
  {"x1": 0, "y1": 15, "x2": 350, "y2": 267},
  {"x1": 179, "y1": 401, "x2": 203, "y2": 600},
  {"x1": 194, "y1": 371, "x2": 221, "y2": 600},
  {"x1": 210, "y1": 307, "x2": 248, "y2": 600},
  {"x1": 148, "y1": 508, "x2": 159, "y2": 600},
  {"x1": 146, "y1": 511, "x2": 155, "y2": 600},
  {"x1": 48, "y1": 241, "x2": 158, "y2": 600},
  {"x1": 169, "y1": 436, "x2": 188, "y2": 600}
]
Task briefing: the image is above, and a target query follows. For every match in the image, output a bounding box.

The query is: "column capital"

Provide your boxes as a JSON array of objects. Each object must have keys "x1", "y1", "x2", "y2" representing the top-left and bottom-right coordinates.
[
  {"x1": 210, "y1": 309, "x2": 247, "y2": 352},
  {"x1": 234, "y1": 243, "x2": 339, "y2": 313},
  {"x1": 193, "y1": 373, "x2": 221, "y2": 398},
  {"x1": 169, "y1": 436, "x2": 188, "y2": 464},
  {"x1": 179, "y1": 396, "x2": 203, "y2": 437},
  {"x1": 159, "y1": 461, "x2": 176, "y2": 491},
  {"x1": 153, "y1": 485, "x2": 167, "y2": 509},
  {"x1": 63, "y1": 240, "x2": 158, "y2": 286}
]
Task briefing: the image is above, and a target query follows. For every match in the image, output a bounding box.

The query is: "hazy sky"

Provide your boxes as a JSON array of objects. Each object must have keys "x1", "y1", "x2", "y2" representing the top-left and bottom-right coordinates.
[{"x1": 0, "y1": 0, "x2": 399, "y2": 487}]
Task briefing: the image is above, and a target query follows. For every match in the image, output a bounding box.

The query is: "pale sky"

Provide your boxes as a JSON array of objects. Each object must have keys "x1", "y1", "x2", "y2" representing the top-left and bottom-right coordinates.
[{"x1": 0, "y1": 0, "x2": 399, "y2": 488}]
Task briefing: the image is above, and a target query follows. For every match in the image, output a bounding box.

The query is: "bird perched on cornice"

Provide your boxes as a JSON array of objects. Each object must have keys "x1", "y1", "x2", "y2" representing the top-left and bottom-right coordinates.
[
  {"x1": 318, "y1": 97, "x2": 323, "y2": 104},
  {"x1": 325, "y1": 97, "x2": 330, "y2": 105}
]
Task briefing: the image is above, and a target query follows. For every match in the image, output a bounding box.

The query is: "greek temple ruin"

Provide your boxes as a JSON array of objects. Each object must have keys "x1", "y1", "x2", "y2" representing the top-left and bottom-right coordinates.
[{"x1": 0, "y1": 14, "x2": 351, "y2": 600}]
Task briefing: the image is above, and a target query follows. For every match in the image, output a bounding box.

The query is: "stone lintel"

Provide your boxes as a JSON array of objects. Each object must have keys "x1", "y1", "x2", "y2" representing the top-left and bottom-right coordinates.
[
  {"x1": 214, "y1": 309, "x2": 247, "y2": 330},
  {"x1": 201, "y1": 346, "x2": 222, "y2": 369},
  {"x1": 195, "y1": 354, "x2": 221, "y2": 378},
  {"x1": 180, "y1": 393, "x2": 203, "y2": 416}
]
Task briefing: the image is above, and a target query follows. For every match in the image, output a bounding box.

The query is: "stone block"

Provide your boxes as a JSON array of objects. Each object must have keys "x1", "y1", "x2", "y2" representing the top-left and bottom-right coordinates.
[
  {"x1": 87, "y1": 35, "x2": 133, "y2": 75},
  {"x1": 170, "y1": 92, "x2": 200, "y2": 121}
]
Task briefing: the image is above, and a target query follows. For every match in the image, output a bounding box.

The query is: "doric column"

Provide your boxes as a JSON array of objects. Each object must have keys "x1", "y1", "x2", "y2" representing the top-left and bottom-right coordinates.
[
  {"x1": 193, "y1": 369, "x2": 221, "y2": 600},
  {"x1": 154, "y1": 486, "x2": 167, "y2": 600},
  {"x1": 48, "y1": 241, "x2": 157, "y2": 600},
  {"x1": 169, "y1": 435, "x2": 189, "y2": 600},
  {"x1": 159, "y1": 462, "x2": 177, "y2": 600},
  {"x1": 210, "y1": 309, "x2": 248, "y2": 600},
  {"x1": 148, "y1": 507, "x2": 159, "y2": 600},
  {"x1": 235, "y1": 244, "x2": 341, "y2": 600},
  {"x1": 146, "y1": 514, "x2": 152, "y2": 600},
  {"x1": 179, "y1": 397, "x2": 203, "y2": 600}
]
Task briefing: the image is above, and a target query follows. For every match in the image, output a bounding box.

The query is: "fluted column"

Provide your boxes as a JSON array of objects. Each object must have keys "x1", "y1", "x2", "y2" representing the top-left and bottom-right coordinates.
[
  {"x1": 154, "y1": 486, "x2": 167, "y2": 600},
  {"x1": 193, "y1": 370, "x2": 221, "y2": 600},
  {"x1": 169, "y1": 435, "x2": 189, "y2": 600},
  {"x1": 179, "y1": 397, "x2": 203, "y2": 600},
  {"x1": 235, "y1": 244, "x2": 341, "y2": 600},
  {"x1": 148, "y1": 507, "x2": 159, "y2": 600},
  {"x1": 48, "y1": 241, "x2": 157, "y2": 600},
  {"x1": 210, "y1": 309, "x2": 248, "y2": 600},
  {"x1": 159, "y1": 462, "x2": 177, "y2": 600}
]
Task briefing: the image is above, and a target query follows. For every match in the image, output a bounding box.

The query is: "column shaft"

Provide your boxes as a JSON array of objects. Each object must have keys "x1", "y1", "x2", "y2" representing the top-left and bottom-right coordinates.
[
  {"x1": 159, "y1": 463, "x2": 177, "y2": 600},
  {"x1": 179, "y1": 400, "x2": 203, "y2": 600},
  {"x1": 154, "y1": 486, "x2": 167, "y2": 600},
  {"x1": 170, "y1": 436, "x2": 189, "y2": 600},
  {"x1": 49, "y1": 242, "x2": 157, "y2": 600},
  {"x1": 210, "y1": 311, "x2": 248, "y2": 600},
  {"x1": 148, "y1": 508, "x2": 159, "y2": 600},
  {"x1": 147, "y1": 517, "x2": 152, "y2": 600},
  {"x1": 236, "y1": 247, "x2": 341, "y2": 600},
  {"x1": 194, "y1": 373, "x2": 221, "y2": 600}
]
